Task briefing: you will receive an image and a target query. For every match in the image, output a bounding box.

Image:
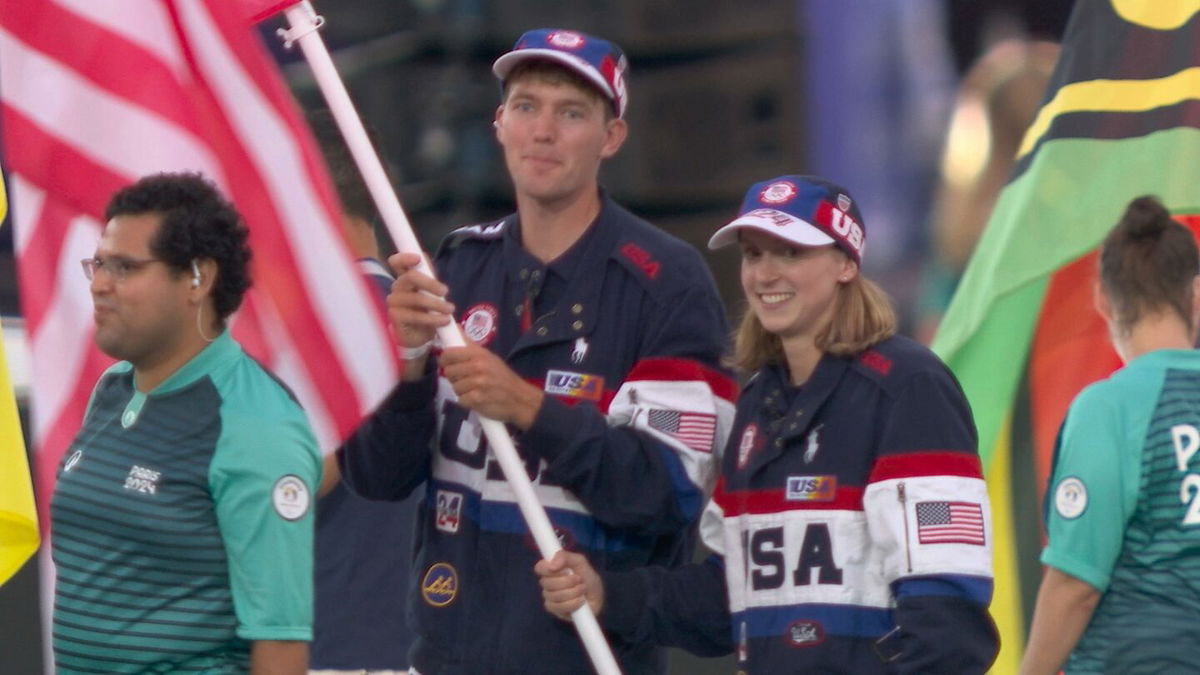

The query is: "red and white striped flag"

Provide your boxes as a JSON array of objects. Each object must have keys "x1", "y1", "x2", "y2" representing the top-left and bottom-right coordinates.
[{"x1": 0, "y1": 0, "x2": 401, "y2": 526}]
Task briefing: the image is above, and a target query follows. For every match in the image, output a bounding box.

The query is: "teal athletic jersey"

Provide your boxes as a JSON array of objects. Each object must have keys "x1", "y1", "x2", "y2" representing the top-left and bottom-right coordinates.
[
  {"x1": 51, "y1": 331, "x2": 321, "y2": 673},
  {"x1": 1043, "y1": 349, "x2": 1200, "y2": 674}
]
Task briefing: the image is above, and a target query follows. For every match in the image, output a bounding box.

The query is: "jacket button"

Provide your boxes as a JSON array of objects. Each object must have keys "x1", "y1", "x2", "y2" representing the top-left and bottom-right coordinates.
[
  {"x1": 775, "y1": 438, "x2": 783, "y2": 448},
  {"x1": 572, "y1": 303, "x2": 583, "y2": 314},
  {"x1": 536, "y1": 326, "x2": 548, "y2": 336},
  {"x1": 572, "y1": 320, "x2": 583, "y2": 330}
]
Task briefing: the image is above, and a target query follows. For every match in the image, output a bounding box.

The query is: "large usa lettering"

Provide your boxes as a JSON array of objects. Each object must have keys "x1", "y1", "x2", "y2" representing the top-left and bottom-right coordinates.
[
  {"x1": 439, "y1": 401, "x2": 553, "y2": 484},
  {"x1": 742, "y1": 522, "x2": 844, "y2": 590}
]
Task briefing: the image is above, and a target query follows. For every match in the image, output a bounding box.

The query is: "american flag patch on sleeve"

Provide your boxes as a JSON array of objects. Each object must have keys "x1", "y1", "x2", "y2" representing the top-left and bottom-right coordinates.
[
  {"x1": 915, "y1": 501, "x2": 985, "y2": 546},
  {"x1": 647, "y1": 409, "x2": 716, "y2": 454}
]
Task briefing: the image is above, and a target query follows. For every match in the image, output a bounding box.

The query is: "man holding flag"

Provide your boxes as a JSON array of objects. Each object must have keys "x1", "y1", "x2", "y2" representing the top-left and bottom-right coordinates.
[
  {"x1": 339, "y1": 28, "x2": 735, "y2": 674},
  {"x1": 51, "y1": 173, "x2": 320, "y2": 673}
]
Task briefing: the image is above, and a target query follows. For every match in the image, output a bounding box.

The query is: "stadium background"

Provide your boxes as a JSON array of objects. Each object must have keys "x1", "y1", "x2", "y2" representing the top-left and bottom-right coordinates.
[{"x1": 0, "y1": 0, "x2": 1073, "y2": 671}]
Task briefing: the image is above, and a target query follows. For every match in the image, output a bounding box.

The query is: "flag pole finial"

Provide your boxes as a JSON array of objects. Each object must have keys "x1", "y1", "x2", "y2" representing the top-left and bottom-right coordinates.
[{"x1": 275, "y1": 1, "x2": 324, "y2": 50}]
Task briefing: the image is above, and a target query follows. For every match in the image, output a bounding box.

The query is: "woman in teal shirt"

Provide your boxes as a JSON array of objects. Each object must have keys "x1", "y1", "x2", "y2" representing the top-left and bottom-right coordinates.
[{"x1": 1022, "y1": 196, "x2": 1200, "y2": 674}]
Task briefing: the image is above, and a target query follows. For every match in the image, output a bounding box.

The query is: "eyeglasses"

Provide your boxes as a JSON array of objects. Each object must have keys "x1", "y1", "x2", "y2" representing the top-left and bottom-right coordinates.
[{"x1": 81, "y1": 256, "x2": 166, "y2": 281}]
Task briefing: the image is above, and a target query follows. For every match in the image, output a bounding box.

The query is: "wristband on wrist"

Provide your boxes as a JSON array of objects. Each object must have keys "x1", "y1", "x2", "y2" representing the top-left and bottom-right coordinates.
[{"x1": 401, "y1": 339, "x2": 435, "y2": 360}]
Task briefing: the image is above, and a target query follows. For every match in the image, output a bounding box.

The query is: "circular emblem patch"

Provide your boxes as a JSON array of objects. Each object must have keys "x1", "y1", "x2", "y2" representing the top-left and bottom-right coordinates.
[
  {"x1": 422, "y1": 562, "x2": 459, "y2": 607},
  {"x1": 1054, "y1": 476, "x2": 1088, "y2": 519},
  {"x1": 548, "y1": 31, "x2": 585, "y2": 49},
  {"x1": 760, "y1": 181, "x2": 798, "y2": 205},
  {"x1": 737, "y1": 423, "x2": 759, "y2": 469},
  {"x1": 785, "y1": 620, "x2": 826, "y2": 648},
  {"x1": 272, "y1": 475, "x2": 311, "y2": 521},
  {"x1": 461, "y1": 303, "x2": 499, "y2": 346}
]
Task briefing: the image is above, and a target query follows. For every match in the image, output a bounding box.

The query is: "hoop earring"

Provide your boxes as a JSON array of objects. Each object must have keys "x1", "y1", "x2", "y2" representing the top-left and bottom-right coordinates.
[{"x1": 196, "y1": 304, "x2": 216, "y2": 343}]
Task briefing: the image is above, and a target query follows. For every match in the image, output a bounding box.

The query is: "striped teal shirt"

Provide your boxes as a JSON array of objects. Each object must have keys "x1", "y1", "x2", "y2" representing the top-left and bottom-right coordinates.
[
  {"x1": 51, "y1": 331, "x2": 321, "y2": 673},
  {"x1": 1044, "y1": 349, "x2": 1200, "y2": 673}
]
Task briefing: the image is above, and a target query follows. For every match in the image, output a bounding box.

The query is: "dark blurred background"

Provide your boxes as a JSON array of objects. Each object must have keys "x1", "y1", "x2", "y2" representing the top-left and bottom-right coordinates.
[{"x1": 0, "y1": 0, "x2": 1071, "y2": 672}]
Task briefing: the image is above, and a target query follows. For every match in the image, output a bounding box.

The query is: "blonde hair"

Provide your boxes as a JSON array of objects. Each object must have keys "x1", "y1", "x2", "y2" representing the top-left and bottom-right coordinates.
[{"x1": 731, "y1": 275, "x2": 897, "y2": 372}]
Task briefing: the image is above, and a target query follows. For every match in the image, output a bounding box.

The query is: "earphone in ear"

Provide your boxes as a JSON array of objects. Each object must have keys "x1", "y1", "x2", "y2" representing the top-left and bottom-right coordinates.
[{"x1": 191, "y1": 260, "x2": 201, "y2": 288}]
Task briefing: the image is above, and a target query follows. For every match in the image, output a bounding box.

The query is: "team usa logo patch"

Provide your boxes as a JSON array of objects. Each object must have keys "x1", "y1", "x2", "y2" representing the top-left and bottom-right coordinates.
[
  {"x1": 548, "y1": 31, "x2": 585, "y2": 49},
  {"x1": 785, "y1": 620, "x2": 826, "y2": 648},
  {"x1": 759, "y1": 180, "x2": 798, "y2": 205},
  {"x1": 785, "y1": 475, "x2": 836, "y2": 502},
  {"x1": 461, "y1": 303, "x2": 498, "y2": 346},
  {"x1": 837, "y1": 192, "x2": 852, "y2": 212},
  {"x1": 422, "y1": 562, "x2": 459, "y2": 607},
  {"x1": 272, "y1": 475, "x2": 311, "y2": 520},
  {"x1": 737, "y1": 423, "x2": 759, "y2": 469},
  {"x1": 915, "y1": 501, "x2": 985, "y2": 546},
  {"x1": 1054, "y1": 476, "x2": 1087, "y2": 519},
  {"x1": 544, "y1": 369, "x2": 605, "y2": 401},
  {"x1": 436, "y1": 489, "x2": 464, "y2": 534}
]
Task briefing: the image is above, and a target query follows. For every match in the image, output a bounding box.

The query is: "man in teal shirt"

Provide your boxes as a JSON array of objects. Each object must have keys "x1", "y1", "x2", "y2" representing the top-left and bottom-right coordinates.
[
  {"x1": 52, "y1": 173, "x2": 321, "y2": 673},
  {"x1": 1022, "y1": 195, "x2": 1200, "y2": 674}
]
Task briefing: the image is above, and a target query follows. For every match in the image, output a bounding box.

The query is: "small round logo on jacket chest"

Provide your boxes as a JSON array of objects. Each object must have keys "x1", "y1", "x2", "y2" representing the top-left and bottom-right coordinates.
[
  {"x1": 737, "y1": 424, "x2": 759, "y2": 469},
  {"x1": 461, "y1": 304, "x2": 498, "y2": 346}
]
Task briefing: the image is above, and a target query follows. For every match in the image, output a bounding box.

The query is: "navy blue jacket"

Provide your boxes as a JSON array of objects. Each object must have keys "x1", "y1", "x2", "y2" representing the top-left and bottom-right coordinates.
[
  {"x1": 601, "y1": 336, "x2": 999, "y2": 673},
  {"x1": 312, "y1": 260, "x2": 421, "y2": 670},
  {"x1": 340, "y1": 195, "x2": 736, "y2": 674}
]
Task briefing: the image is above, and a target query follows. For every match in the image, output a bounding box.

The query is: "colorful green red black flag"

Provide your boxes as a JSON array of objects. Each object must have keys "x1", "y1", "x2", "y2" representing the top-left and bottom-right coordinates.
[{"x1": 933, "y1": 1, "x2": 1200, "y2": 670}]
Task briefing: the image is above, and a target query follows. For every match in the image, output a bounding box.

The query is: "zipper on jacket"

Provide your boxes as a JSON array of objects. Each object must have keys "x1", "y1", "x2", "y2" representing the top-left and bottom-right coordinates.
[{"x1": 898, "y1": 481, "x2": 912, "y2": 573}]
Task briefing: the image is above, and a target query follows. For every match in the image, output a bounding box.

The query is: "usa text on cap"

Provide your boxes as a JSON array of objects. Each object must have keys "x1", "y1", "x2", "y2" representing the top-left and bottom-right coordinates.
[{"x1": 708, "y1": 175, "x2": 866, "y2": 264}]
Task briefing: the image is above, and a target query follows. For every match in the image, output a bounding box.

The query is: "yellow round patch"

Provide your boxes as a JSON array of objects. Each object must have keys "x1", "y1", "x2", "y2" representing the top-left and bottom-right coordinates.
[{"x1": 421, "y1": 562, "x2": 459, "y2": 607}]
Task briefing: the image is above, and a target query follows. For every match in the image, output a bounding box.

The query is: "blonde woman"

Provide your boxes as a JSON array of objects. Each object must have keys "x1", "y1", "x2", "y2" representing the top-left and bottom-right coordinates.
[{"x1": 537, "y1": 175, "x2": 999, "y2": 673}]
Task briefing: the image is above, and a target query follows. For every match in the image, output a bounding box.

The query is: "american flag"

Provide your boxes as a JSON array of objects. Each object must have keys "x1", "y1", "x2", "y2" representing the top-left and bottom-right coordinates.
[
  {"x1": 916, "y1": 501, "x2": 985, "y2": 546},
  {"x1": 647, "y1": 408, "x2": 716, "y2": 454},
  {"x1": 0, "y1": 0, "x2": 400, "y2": 526}
]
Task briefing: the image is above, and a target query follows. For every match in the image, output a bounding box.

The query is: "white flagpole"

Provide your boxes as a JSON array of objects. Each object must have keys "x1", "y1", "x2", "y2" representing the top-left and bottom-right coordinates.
[{"x1": 277, "y1": 4, "x2": 623, "y2": 674}]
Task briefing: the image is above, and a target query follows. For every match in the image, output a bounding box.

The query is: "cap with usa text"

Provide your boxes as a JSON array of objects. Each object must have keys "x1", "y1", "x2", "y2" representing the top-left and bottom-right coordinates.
[
  {"x1": 708, "y1": 175, "x2": 866, "y2": 264},
  {"x1": 492, "y1": 28, "x2": 629, "y2": 118}
]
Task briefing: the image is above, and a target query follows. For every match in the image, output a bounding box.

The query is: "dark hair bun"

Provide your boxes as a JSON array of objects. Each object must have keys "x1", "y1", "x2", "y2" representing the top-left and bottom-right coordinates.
[{"x1": 1122, "y1": 195, "x2": 1171, "y2": 239}]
